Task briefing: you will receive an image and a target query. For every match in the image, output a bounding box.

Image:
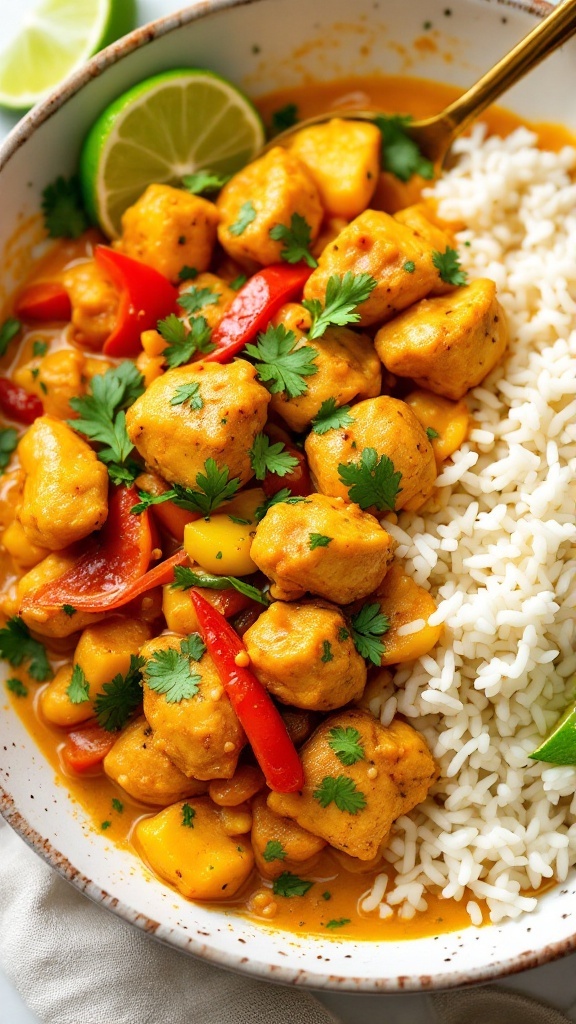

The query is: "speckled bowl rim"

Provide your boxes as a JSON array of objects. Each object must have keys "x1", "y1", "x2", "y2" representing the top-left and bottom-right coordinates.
[{"x1": 3, "y1": 0, "x2": 576, "y2": 996}]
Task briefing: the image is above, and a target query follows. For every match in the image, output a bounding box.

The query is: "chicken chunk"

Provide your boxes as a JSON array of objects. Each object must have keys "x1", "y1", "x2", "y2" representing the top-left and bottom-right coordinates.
[
  {"x1": 126, "y1": 359, "x2": 270, "y2": 489},
  {"x1": 13, "y1": 350, "x2": 83, "y2": 420},
  {"x1": 62, "y1": 260, "x2": 119, "y2": 349},
  {"x1": 393, "y1": 204, "x2": 456, "y2": 295},
  {"x1": 178, "y1": 272, "x2": 236, "y2": 331},
  {"x1": 103, "y1": 717, "x2": 207, "y2": 806},
  {"x1": 17, "y1": 552, "x2": 105, "y2": 638},
  {"x1": 116, "y1": 184, "x2": 219, "y2": 282},
  {"x1": 251, "y1": 793, "x2": 326, "y2": 880},
  {"x1": 374, "y1": 279, "x2": 509, "y2": 401},
  {"x1": 245, "y1": 600, "x2": 366, "y2": 710},
  {"x1": 268, "y1": 710, "x2": 438, "y2": 860},
  {"x1": 250, "y1": 492, "x2": 395, "y2": 604},
  {"x1": 267, "y1": 310, "x2": 381, "y2": 433},
  {"x1": 216, "y1": 147, "x2": 323, "y2": 266},
  {"x1": 135, "y1": 798, "x2": 254, "y2": 899},
  {"x1": 303, "y1": 210, "x2": 446, "y2": 327},
  {"x1": 141, "y1": 635, "x2": 245, "y2": 780},
  {"x1": 305, "y1": 395, "x2": 436, "y2": 513},
  {"x1": 287, "y1": 118, "x2": 381, "y2": 220},
  {"x1": 16, "y1": 416, "x2": 108, "y2": 551},
  {"x1": 208, "y1": 765, "x2": 265, "y2": 807},
  {"x1": 405, "y1": 389, "x2": 470, "y2": 466},
  {"x1": 353, "y1": 562, "x2": 442, "y2": 665},
  {"x1": 3, "y1": 520, "x2": 48, "y2": 569}
]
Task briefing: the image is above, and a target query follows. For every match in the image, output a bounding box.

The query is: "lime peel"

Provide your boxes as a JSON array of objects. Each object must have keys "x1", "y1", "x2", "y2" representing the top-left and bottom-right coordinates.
[{"x1": 530, "y1": 689, "x2": 576, "y2": 766}]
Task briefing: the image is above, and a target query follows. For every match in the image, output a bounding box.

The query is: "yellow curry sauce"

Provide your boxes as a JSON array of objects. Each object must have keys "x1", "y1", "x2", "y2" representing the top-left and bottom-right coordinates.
[{"x1": 2, "y1": 75, "x2": 572, "y2": 941}]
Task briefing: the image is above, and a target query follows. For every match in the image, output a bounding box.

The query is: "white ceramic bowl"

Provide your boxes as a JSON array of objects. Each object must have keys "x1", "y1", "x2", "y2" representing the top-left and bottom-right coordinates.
[{"x1": 1, "y1": 0, "x2": 576, "y2": 993}]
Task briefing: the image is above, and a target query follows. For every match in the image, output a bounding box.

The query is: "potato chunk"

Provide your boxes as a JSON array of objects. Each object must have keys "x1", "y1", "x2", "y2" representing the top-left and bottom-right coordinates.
[
  {"x1": 216, "y1": 147, "x2": 322, "y2": 265},
  {"x1": 141, "y1": 635, "x2": 245, "y2": 780},
  {"x1": 305, "y1": 396, "x2": 436, "y2": 513},
  {"x1": 244, "y1": 600, "x2": 366, "y2": 710},
  {"x1": 303, "y1": 210, "x2": 445, "y2": 327},
  {"x1": 251, "y1": 793, "x2": 325, "y2": 880},
  {"x1": 287, "y1": 118, "x2": 381, "y2": 219},
  {"x1": 126, "y1": 359, "x2": 270, "y2": 489},
  {"x1": 135, "y1": 798, "x2": 254, "y2": 899},
  {"x1": 268, "y1": 710, "x2": 438, "y2": 860},
  {"x1": 103, "y1": 716, "x2": 207, "y2": 806},
  {"x1": 375, "y1": 279, "x2": 509, "y2": 401},
  {"x1": 62, "y1": 260, "x2": 119, "y2": 349},
  {"x1": 17, "y1": 416, "x2": 108, "y2": 551},
  {"x1": 250, "y1": 492, "x2": 395, "y2": 604},
  {"x1": 116, "y1": 184, "x2": 219, "y2": 282}
]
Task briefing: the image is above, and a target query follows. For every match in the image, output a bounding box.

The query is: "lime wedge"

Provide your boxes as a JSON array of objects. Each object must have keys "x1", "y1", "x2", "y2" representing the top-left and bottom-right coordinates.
[
  {"x1": 0, "y1": 0, "x2": 136, "y2": 111},
  {"x1": 530, "y1": 691, "x2": 576, "y2": 765},
  {"x1": 79, "y1": 69, "x2": 265, "y2": 240}
]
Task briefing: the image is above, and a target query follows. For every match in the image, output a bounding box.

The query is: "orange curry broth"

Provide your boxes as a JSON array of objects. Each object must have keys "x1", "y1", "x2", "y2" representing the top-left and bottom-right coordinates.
[{"x1": 3, "y1": 74, "x2": 571, "y2": 941}]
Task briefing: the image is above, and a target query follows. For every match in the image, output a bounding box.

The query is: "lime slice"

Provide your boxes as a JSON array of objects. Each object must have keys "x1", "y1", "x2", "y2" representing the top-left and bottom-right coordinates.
[
  {"x1": 530, "y1": 691, "x2": 576, "y2": 765},
  {"x1": 79, "y1": 69, "x2": 265, "y2": 240},
  {"x1": 0, "y1": 0, "x2": 136, "y2": 111}
]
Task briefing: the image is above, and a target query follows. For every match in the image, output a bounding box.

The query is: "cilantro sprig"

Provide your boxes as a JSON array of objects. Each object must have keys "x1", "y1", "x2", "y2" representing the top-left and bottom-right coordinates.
[
  {"x1": 144, "y1": 643, "x2": 202, "y2": 704},
  {"x1": 182, "y1": 170, "x2": 231, "y2": 196},
  {"x1": 0, "y1": 617, "x2": 51, "y2": 682},
  {"x1": 6, "y1": 677, "x2": 28, "y2": 698},
  {"x1": 41, "y1": 175, "x2": 89, "y2": 239},
  {"x1": 66, "y1": 664, "x2": 90, "y2": 705},
  {"x1": 178, "y1": 286, "x2": 219, "y2": 316},
  {"x1": 263, "y1": 840, "x2": 287, "y2": 863},
  {"x1": 272, "y1": 872, "x2": 314, "y2": 897},
  {"x1": 0, "y1": 428, "x2": 18, "y2": 472},
  {"x1": 328, "y1": 726, "x2": 365, "y2": 766},
  {"x1": 132, "y1": 458, "x2": 241, "y2": 516},
  {"x1": 249, "y1": 432, "x2": 299, "y2": 480},
  {"x1": 269, "y1": 213, "x2": 318, "y2": 268},
  {"x1": 180, "y1": 633, "x2": 207, "y2": 661},
  {"x1": 157, "y1": 314, "x2": 215, "y2": 368},
  {"x1": 68, "y1": 362, "x2": 144, "y2": 483},
  {"x1": 94, "y1": 655, "x2": 145, "y2": 732},
  {"x1": 311, "y1": 398, "x2": 354, "y2": 435},
  {"x1": 375, "y1": 115, "x2": 435, "y2": 183},
  {"x1": 229, "y1": 201, "x2": 257, "y2": 236},
  {"x1": 432, "y1": 246, "x2": 468, "y2": 286},
  {"x1": 171, "y1": 382, "x2": 203, "y2": 410},
  {"x1": 181, "y1": 803, "x2": 196, "y2": 828},
  {"x1": 338, "y1": 447, "x2": 402, "y2": 511},
  {"x1": 172, "y1": 566, "x2": 269, "y2": 607},
  {"x1": 309, "y1": 533, "x2": 332, "y2": 550},
  {"x1": 245, "y1": 324, "x2": 318, "y2": 399},
  {"x1": 254, "y1": 489, "x2": 309, "y2": 522},
  {"x1": 350, "y1": 603, "x2": 390, "y2": 666},
  {"x1": 0, "y1": 317, "x2": 21, "y2": 358},
  {"x1": 313, "y1": 775, "x2": 367, "y2": 814},
  {"x1": 303, "y1": 272, "x2": 377, "y2": 339}
]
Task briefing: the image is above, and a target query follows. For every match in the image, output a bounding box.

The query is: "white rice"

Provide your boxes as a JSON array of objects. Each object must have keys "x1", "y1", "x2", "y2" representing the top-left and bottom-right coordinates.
[{"x1": 368, "y1": 124, "x2": 576, "y2": 924}]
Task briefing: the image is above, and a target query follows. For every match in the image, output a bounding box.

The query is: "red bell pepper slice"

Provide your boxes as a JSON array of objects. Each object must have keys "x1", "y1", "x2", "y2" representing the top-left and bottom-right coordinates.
[
  {"x1": 191, "y1": 590, "x2": 304, "y2": 793},
  {"x1": 204, "y1": 263, "x2": 312, "y2": 364},
  {"x1": 62, "y1": 722, "x2": 116, "y2": 773},
  {"x1": 95, "y1": 246, "x2": 178, "y2": 359},
  {"x1": 21, "y1": 486, "x2": 153, "y2": 615},
  {"x1": 0, "y1": 377, "x2": 43, "y2": 424},
  {"x1": 15, "y1": 281, "x2": 71, "y2": 321}
]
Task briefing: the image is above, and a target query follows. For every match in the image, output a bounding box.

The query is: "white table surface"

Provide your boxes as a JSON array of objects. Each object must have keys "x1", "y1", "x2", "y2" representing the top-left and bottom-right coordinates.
[{"x1": 1, "y1": 1, "x2": 576, "y2": 1021}]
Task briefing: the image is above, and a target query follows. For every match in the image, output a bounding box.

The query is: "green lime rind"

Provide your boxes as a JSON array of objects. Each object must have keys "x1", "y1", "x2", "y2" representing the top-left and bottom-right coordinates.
[
  {"x1": 529, "y1": 699, "x2": 576, "y2": 765},
  {"x1": 79, "y1": 68, "x2": 265, "y2": 239}
]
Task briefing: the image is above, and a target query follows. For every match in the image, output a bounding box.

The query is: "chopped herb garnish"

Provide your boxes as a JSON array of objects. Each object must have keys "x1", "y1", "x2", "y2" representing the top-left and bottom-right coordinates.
[
  {"x1": 132, "y1": 458, "x2": 241, "y2": 517},
  {"x1": 170, "y1": 382, "x2": 203, "y2": 410},
  {"x1": 311, "y1": 398, "x2": 354, "y2": 435},
  {"x1": 328, "y1": 726, "x2": 365, "y2": 766},
  {"x1": 41, "y1": 175, "x2": 89, "y2": 238},
  {"x1": 325, "y1": 918, "x2": 351, "y2": 929},
  {"x1": 0, "y1": 317, "x2": 21, "y2": 357},
  {"x1": 230, "y1": 274, "x2": 247, "y2": 291},
  {"x1": 178, "y1": 286, "x2": 219, "y2": 316},
  {"x1": 182, "y1": 170, "x2": 231, "y2": 195},
  {"x1": 432, "y1": 246, "x2": 468, "y2": 286},
  {"x1": 181, "y1": 802, "x2": 196, "y2": 828},
  {"x1": 145, "y1": 647, "x2": 202, "y2": 704},
  {"x1": 263, "y1": 840, "x2": 287, "y2": 863},
  {"x1": 229, "y1": 514, "x2": 251, "y2": 525},
  {"x1": 179, "y1": 633, "x2": 207, "y2": 662},
  {"x1": 309, "y1": 533, "x2": 332, "y2": 551},
  {"x1": 245, "y1": 323, "x2": 318, "y2": 399},
  {"x1": 313, "y1": 775, "x2": 367, "y2": 814},
  {"x1": 6, "y1": 677, "x2": 28, "y2": 698},
  {"x1": 66, "y1": 664, "x2": 90, "y2": 705},
  {"x1": 321, "y1": 640, "x2": 334, "y2": 663},
  {"x1": 62, "y1": 604, "x2": 76, "y2": 617},
  {"x1": 322, "y1": 891, "x2": 332, "y2": 901},
  {"x1": 215, "y1": 551, "x2": 223, "y2": 560},
  {"x1": 112, "y1": 798, "x2": 124, "y2": 814},
  {"x1": 426, "y1": 426, "x2": 440, "y2": 440},
  {"x1": 338, "y1": 446, "x2": 402, "y2": 511},
  {"x1": 68, "y1": 362, "x2": 144, "y2": 482},
  {"x1": 338, "y1": 627, "x2": 350, "y2": 642},
  {"x1": 254, "y1": 489, "x2": 308, "y2": 522},
  {"x1": 0, "y1": 428, "x2": 18, "y2": 472},
  {"x1": 272, "y1": 871, "x2": 314, "y2": 897},
  {"x1": 350, "y1": 603, "x2": 390, "y2": 666},
  {"x1": 375, "y1": 115, "x2": 435, "y2": 183},
  {"x1": 249, "y1": 431, "x2": 299, "y2": 480},
  {"x1": 403, "y1": 260, "x2": 416, "y2": 273},
  {"x1": 172, "y1": 566, "x2": 268, "y2": 607},
  {"x1": 303, "y1": 272, "x2": 377, "y2": 339},
  {"x1": 94, "y1": 654, "x2": 145, "y2": 732},
  {"x1": 178, "y1": 265, "x2": 198, "y2": 281},
  {"x1": 271, "y1": 103, "x2": 299, "y2": 134},
  {"x1": 0, "y1": 617, "x2": 51, "y2": 681},
  {"x1": 32, "y1": 339, "x2": 48, "y2": 358},
  {"x1": 269, "y1": 213, "x2": 318, "y2": 268},
  {"x1": 157, "y1": 313, "x2": 215, "y2": 368},
  {"x1": 229, "y1": 201, "x2": 257, "y2": 236},
  {"x1": 100, "y1": 820, "x2": 112, "y2": 831}
]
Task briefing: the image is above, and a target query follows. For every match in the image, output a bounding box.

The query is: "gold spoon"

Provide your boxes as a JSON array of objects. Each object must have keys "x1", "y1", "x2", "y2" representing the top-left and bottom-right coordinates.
[{"x1": 269, "y1": 0, "x2": 576, "y2": 165}]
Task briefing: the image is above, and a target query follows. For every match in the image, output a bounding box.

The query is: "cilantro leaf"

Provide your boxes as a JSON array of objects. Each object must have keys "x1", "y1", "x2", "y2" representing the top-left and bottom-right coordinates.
[
  {"x1": 249, "y1": 432, "x2": 299, "y2": 480},
  {"x1": 230, "y1": 274, "x2": 247, "y2": 291},
  {"x1": 101, "y1": 820, "x2": 112, "y2": 831},
  {"x1": 263, "y1": 840, "x2": 287, "y2": 863},
  {"x1": 338, "y1": 626, "x2": 350, "y2": 642},
  {"x1": 112, "y1": 798, "x2": 124, "y2": 813},
  {"x1": 178, "y1": 286, "x2": 220, "y2": 316},
  {"x1": 41, "y1": 175, "x2": 89, "y2": 239},
  {"x1": 254, "y1": 489, "x2": 309, "y2": 522},
  {"x1": 132, "y1": 459, "x2": 241, "y2": 517},
  {"x1": 181, "y1": 802, "x2": 196, "y2": 827},
  {"x1": 426, "y1": 426, "x2": 440, "y2": 440},
  {"x1": 269, "y1": 213, "x2": 318, "y2": 268},
  {"x1": 350, "y1": 603, "x2": 390, "y2": 666},
  {"x1": 179, "y1": 633, "x2": 207, "y2": 662},
  {"x1": 338, "y1": 447, "x2": 402, "y2": 512},
  {"x1": 66, "y1": 664, "x2": 90, "y2": 705},
  {"x1": 432, "y1": 246, "x2": 468, "y2": 286},
  {"x1": 178, "y1": 266, "x2": 198, "y2": 281},
  {"x1": 62, "y1": 604, "x2": 76, "y2": 617},
  {"x1": 0, "y1": 617, "x2": 51, "y2": 681},
  {"x1": 6, "y1": 677, "x2": 28, "y2": 698},
  {"x1": 171, "y1": 382, "x2": 203, "y2": 410},
  {"x1": 375, "y1": 115, "x2": 435, "y2": 183},
  {"x1": 313, "y1": 775, "x2": 367, "y2": 814},
  {"x1": 172, "y1": 566, "x2": 268, "y2": 606},
  {"x1": 94, "y1": 655, "x2": 145, "y2": 732},
  {"x1": 321, "y1": 640, "x2": 333, "y2": 663},
  {"x1": 229, "y1": 201, "x2": 257, "y2": 236},
  {"x1": 245, "y1": 323, "x2": 318, "y2": 399},
  {"x1": 309, "y1": 533, "x2": 332, "y2": 550},
  {"x1": 32, "y1": 339, "x2": 48, "y2": 358},
  {"x1": 182, "y1": 170, "x2": 231, "y2": 195},
  {"x1": 325, "y1": 918, "x2": 351, "y2": 929},
  {"x1": 311, "y1": 398, "x2": 354, "y2": 435},
  {"x1": 271, "y1": 103, "x2": 299, "y2": 134},
  {"x1": 272, "y1": 872, "x2": 314, "y2": 897},
  {"x1": 328, "y1": 726, "x2": 365, "y2": 766},
  {"x1": 303, "y1": 272, "x2": 377, "y2": 339},
  {"x1": 68, "y1": 362, "x2": 144, "y2": 476},
  {"x1": 403, "y1": 261, "x2": 415, "y2": 273},
  {"x1": 0, "y1": 317, "x2": 21, "y2": 357},
  {"x1": 144, "y1": 647, "x2": 201, "y2": 704},
  {"x1": 107, "y1": 460, "x2": 141, "y2": 486},
  {"x1": 0, "y1": 427, "x2": 18, "y2": 472},
  {"x1": 158, "y1": 313, "x2": 215, "y2": 368}
]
